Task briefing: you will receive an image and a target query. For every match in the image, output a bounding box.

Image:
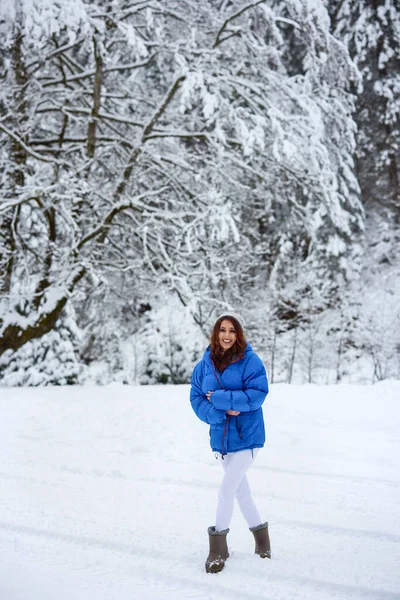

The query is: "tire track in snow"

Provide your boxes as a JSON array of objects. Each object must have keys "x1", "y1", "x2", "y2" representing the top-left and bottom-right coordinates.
[
  {"x1": 1, "y1": 521, "x2": 399, "y2": 600},
  {"x1": 252, "y1": 465, "x2": 400, "y2": 488},
  {"x1": 228, "y1": 558, "x2": 400, "y2": 600},
  {"x1": 0, "y1": 521, "x2": 168, "y2": 561},
  {"x1": 0, "y1": 522, "x2": 271, "y2": 600},
  {"x1": 276, "y1": 518, "x2": 400, "y2": 544}
]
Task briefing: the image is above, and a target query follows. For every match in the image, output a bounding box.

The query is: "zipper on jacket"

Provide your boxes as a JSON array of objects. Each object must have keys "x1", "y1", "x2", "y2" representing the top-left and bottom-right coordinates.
[
  {"x1": 236, "y1": 417, "x2": 242, "y2": 439},
  {"x1": 221, "y1": 414, "x2": 230, "y2": 459},
  {"x1": 210, "y1": 357, "x2": 244, "y2": 458}
]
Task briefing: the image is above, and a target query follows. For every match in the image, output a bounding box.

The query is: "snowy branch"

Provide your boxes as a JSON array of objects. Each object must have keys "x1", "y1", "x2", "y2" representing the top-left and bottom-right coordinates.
[
  {"x1": 0, "y1": 124, "x2": 55, "y2": 163},
  {"x1": 26, "y1": 38, "x2": 87, "y2": 71},
  {"x1": 74, "y1": 187, "x2": 168, "y2": 252},
  {"x1": 0, "y1": 266, "x2": 86, "y2": 357},
  {"x1": 40, "y1": 56, "x2": 156, "y2": 88},
  {"x1": 115, "y1": 75, "x2": 186, "y2": 198},
  {"x1": 143, "y1": 131, "x2": 209, "y2": 141},
  {"x1": 36, "y1": 106, "x2": 144, "y2": 129},
  {"x1": 29, "y1": 137, "x2": 136, "y2": 149},
  {"x1": 214, "y1": 0, "x2": 266, "y2": 48}
]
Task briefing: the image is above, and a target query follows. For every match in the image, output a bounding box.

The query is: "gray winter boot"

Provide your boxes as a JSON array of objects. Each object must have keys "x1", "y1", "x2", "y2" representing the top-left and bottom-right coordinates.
[
  {"x1": 250, "y1": 522, "x2": 271, "y2": 559},
  {"x1": 205, "y1": 526, "x2": 230, "y2": 573}
]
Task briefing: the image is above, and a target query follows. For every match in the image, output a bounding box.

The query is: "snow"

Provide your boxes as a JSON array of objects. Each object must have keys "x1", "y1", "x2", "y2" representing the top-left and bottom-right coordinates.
[
  {"x1": 1, "y1": 381, "x2": 400, "y2": 599},
  {"x1": 21, "y1": 0, "x2": 90, "y2": 45}
]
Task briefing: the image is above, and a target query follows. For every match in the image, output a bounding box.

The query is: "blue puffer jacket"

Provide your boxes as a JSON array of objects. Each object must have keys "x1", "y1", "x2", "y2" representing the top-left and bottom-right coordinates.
[{"x1": 190, "y1": 343, "x2": 268, "y2": 455}]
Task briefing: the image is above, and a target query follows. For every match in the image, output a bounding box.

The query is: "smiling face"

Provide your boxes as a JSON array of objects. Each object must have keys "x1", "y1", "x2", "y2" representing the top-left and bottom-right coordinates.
[{"x1": 218, "y1": 319, "x2": 237, "y2": 352}]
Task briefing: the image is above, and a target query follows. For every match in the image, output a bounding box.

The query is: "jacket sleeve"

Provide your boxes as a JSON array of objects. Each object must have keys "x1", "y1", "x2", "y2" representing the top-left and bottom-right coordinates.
[
  {"x1": 190, "y1": 362, "x2": 227, "y2": 425},
  {"x1": 210, "y1": 354, "x2": 268, "y2": 413}
]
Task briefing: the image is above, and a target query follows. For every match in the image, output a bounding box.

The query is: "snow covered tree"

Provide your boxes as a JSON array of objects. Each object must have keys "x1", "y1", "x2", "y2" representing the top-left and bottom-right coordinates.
[
  {"x1": 330, "y1": 0, "x2": 399, "y2": 216},
  {"x1": 0, "y1": 0, "x2": 371, "y2": 384},
  {"x1": 0, "y1": 0, "x2": 223, "y2": 369},
  {"x1": 157, "y1": 0, "x2": 366, "y2": 334},
  {"x1": 326, "y1": 0, "x2": 400, "y2": 383}
]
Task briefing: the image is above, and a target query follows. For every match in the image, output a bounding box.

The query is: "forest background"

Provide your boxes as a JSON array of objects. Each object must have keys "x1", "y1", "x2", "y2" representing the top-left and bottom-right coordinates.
[{"x1": 0, "y1": 0, "x2": 399, "y2": 387}]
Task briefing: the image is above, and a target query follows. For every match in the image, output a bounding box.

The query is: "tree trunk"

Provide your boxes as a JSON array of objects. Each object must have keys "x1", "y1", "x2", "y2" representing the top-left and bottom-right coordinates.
[
  {"x1": 269, "y1": 327, "x2": 277, "y2": 384},
  {"x1": 287, "y1": 326, "x2": 297, "y2": 384},
  {"x1": 87, "y1": 36, "x2": 103, "y2": 159},
  {"x1": 0, "y1": 267, "x2": 86, "y2": 357}
]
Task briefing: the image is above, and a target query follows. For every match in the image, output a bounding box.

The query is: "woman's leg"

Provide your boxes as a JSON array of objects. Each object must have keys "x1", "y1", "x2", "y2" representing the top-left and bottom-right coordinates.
[
  {"x1": 215, "y1": 449, "x2": 261, "y2": 531},
  {"x1": 234, "y1": 473, "x2": 262, "y2": 528}
]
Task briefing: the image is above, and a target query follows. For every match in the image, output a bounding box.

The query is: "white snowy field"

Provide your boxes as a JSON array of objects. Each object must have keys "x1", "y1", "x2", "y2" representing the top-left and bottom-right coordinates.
[{"x1": 1, "y1": 382, "x2": 400, "y2": 600}]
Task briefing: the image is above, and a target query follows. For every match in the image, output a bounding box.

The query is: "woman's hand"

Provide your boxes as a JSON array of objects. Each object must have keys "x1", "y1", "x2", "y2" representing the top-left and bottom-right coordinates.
[{"x1": 205, "y1": 391, "x2": 214, "y2": 401}]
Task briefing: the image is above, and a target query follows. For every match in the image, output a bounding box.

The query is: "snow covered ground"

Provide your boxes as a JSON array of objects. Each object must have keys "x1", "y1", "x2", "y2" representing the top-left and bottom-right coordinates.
[{"x1": 1, "y1": 381, "x2": 400, "y2": 600}]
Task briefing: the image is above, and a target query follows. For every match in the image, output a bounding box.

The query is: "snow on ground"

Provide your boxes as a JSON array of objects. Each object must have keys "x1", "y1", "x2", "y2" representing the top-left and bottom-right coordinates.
[{"x1": 0, "y1": 381, "x2": 400, "y2": 600}]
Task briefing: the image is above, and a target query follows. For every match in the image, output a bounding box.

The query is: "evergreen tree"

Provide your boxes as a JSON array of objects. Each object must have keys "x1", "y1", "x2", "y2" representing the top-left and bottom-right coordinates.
[{"x1": 330, "y1": 0, "x2": 400, "y2": 216}]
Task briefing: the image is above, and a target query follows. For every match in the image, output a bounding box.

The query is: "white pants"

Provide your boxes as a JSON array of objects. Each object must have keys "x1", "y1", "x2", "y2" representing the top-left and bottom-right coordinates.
[{"x1": 215, "y1": 449, "x2": 262, "y2": 532}]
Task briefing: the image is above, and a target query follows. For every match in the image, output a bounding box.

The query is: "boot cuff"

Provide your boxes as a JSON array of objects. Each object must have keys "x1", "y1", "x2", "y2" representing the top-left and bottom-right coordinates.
[
  {"x1": 208, "y1": 526, "x2": 230, "y2": 536},
  {"x1": 249, "y1": 521, "x2": 268, "y2": 532}
]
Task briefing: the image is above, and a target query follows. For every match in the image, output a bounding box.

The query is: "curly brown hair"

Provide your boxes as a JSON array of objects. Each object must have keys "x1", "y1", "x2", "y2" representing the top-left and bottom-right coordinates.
[{"x1": 210, "y1": 315, "x2": 246, "y2": 371}]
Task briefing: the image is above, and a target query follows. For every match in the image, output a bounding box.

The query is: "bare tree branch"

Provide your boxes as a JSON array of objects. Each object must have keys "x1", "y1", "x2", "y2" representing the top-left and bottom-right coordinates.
[
  {"x1": 40, "y1": 55, "x2": 156, "y2": 87},
  {"x1": 29, "y1": 136, "x2": 135, "y2": 149},
  {"x1": 214, "y1": 0, "x2": 266, "y2": 48},
  {"x1": 35, "y1": 106, "x2": 144, "y2": 128},
  {"x1": 143, "y1": 131, "x2": 209, "y2": 141},
  {"x1": 74, "y1": 187, "x2": 168, "y2": 252},
  {"x1": 0, "y1": 123, "x2": 55, "y2": 163},
  {"x1": 115, "y1": 74, "x2": 186, "y2": 198},
  {"x1": 26, "y1": 37, "x2": 86, "y2": 71}
]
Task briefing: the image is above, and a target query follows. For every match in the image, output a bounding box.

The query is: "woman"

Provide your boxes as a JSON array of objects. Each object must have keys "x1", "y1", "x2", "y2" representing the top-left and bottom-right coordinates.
[{"x1": 190, "y1": 313, "x2": 271, "y2": 573}]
